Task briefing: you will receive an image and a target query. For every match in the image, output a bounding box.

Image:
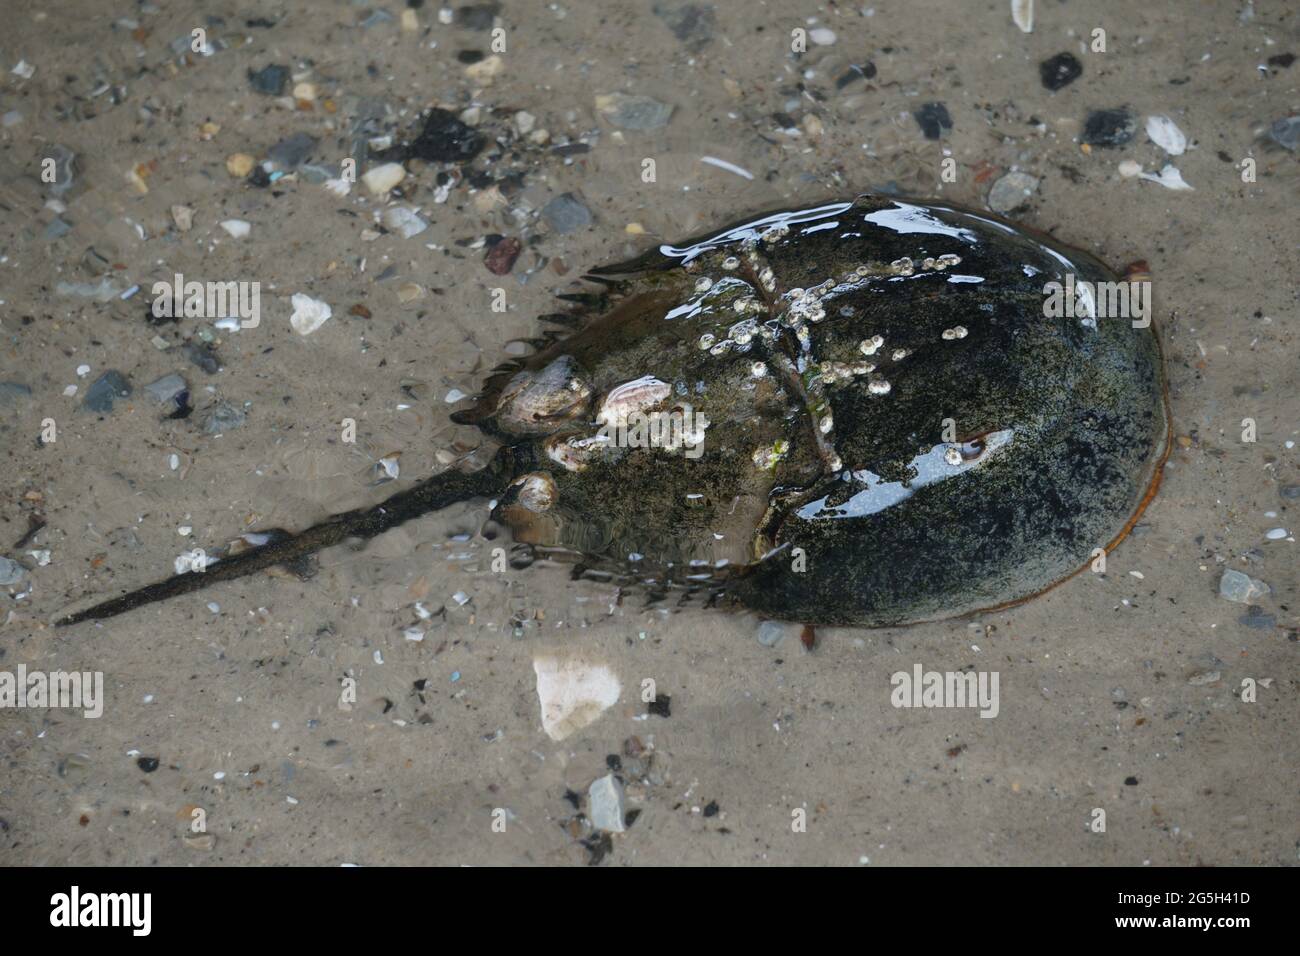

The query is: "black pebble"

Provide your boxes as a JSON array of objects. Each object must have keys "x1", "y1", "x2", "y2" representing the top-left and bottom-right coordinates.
[
  {"x1": 408, "y1": 108, "x2": 486, "y2": 164},
  {"x1": 1124, "y1": 775, "x2": 1139, "y2": 786},
  {"x1": 1039, "y1": 52, "x2": 1082, "y2": 91},
  {"x1": 703, "y1": 800, "x2": 719, "y2": 818},
  {"x1": 912, "y1": 102, "x2": 952, "y2": 140},
  {"x1": 1082, "y1": 108, "x2": 1136, "y2": 147},
  {"x1": 137, "y1": 757, "x2": 160, "y2": 773},
  {"x1": 647, "y1": 694, "x2": 672, "y2": 718}
]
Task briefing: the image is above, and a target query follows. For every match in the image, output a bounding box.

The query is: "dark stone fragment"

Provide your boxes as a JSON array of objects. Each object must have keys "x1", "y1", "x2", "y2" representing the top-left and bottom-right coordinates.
[
  {"x1": 268, "y1": 132, "x2": 318, "y2": 170},
  {"x1": 652, "y1": 3, "x2": 716, "y2": 52},
  {"x1": 1040, "y1": 52, "x2": 1083, "y2": 91},
  {"x1": 184, "y1": 343, "x2": 221, "y2": 375},
  {"x1": 247, "y1": 63, "x2": 289, "y2": 96},
  {"x1": 1279, "y1": 484, "x2": 1300, "y2": 500},
  {"x1": 836, "y1": 61, "x2": 877, "y2": 89},
  {"x1": 703, "y1": 800, "x2": 719, "y2": 817},
  {"x1": 83, "y1": 371, "x2": 132, "y2": 413},
  {"x1": 913, "y1": 102, "x2": 952, "y2": 140},
  {"x1": 137, "y1": 756, "x2": 160, "y2": 773},
  {"x1": 408, "y1": 108, "x2": 486, "y2": 163},
  {"x1": 1267, "y1": 52, "x2": 1295, "y2": 68},
  {"x1": 647, "y1": 694, "x2": 672, "y2": 718},
  {"x1": 581, "y1": 832, "x2": 613, "y2": 865},
  {"x1": 456, "y1": 4, "x2": 500, "y2": 30},
  {"x1": 1082, "y1": 109, "x2": 1136, "y2": 147},
  {"x1": 1239, "y1": 607, "x2": 1277, "y2": 630},
  {"x1": 1124, "y1": 776, "x2": 1138, "y2": 786},
  {"x1": 457, "y1": 50, "x2": 485, "y2": 64}
]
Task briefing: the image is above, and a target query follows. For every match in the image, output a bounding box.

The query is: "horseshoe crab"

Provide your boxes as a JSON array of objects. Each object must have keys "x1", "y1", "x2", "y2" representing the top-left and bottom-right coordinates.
[{"x1": 57, "y1": 194, "x2": 1168, "y2": 628}]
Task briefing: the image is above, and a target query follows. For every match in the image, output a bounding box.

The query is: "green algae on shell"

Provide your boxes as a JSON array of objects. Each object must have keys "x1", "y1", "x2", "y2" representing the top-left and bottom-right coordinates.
[{"x1": 56, "y1": 194, "x2": 1168, "y2": 629}]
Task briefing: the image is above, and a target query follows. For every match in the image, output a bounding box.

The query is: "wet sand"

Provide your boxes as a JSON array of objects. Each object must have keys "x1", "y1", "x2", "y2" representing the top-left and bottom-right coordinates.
[{"x1": 0, "y1": 0, "x2": 1296, "y2": 865}]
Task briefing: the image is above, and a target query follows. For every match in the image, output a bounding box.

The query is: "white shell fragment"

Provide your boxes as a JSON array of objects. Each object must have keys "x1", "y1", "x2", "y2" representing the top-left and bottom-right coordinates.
[
  {"x1": 1138, "y1": 164, "x2": 1194, "y2": 191},
  {"x1": 533, "y1": 657, "x2": 621, "y2": 741},
  {"x1": 289, "y1": 293, "x2": 332, "y2": 335},
  {"x1": 1145, "y1": 114, "x2": 1187, "y2": 155},
  {"x1": 219, "y1": 219, "x2": 250, "y2": 238},
  {"x1": 1011, "y1": 0, "x2": 1034, "y2": 33}
]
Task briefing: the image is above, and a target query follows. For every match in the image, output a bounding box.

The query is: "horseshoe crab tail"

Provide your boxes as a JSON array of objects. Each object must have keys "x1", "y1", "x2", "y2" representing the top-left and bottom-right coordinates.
[{"x1": 55, "y1": 456, "x2": 508, "y2": 627}]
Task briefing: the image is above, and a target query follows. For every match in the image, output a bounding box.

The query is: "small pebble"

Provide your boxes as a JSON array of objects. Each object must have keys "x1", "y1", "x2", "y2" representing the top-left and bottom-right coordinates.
[
  {"x1": 542, "y1": 193, "x2": 594, "y2": 234},
  {"x1": 1218, "y1": 569, "x2": 1269, "y2": 604},
  {"x1": 587, "y1": 774, "x2": 627, "y2": 833},
  {"x1": 362, "y1": 162, "x2": 406, "y2": 196},
  {"x1": 247, "y1": 63, "x2": 289, "y2": 96},
  {"x1": 201, "y1": 401, "x2": 246, "y2": 435},
  {"x1": 290, "y1": 293, "x2": 332, "y2": 335},
  {"x1": 1039, "y1": 52, "x2": 1082, "y2": 91},
  {"x1": 987, "y1": 171, "x2": 1039, "y2": 213},
  {"x1": 82, "y1": 370, "x2": 131, "y2": 413},
  {"x1": 595, "y1": 93, "x2": 674, "y2": 130},
  {"x1": 1082, "y1": 109, "x2": 1137, "y2": 148},
  {"x1": 0, "y1": 557, "x2": 25, "y2": 586},
  {"x1": 912, "y1": 102, "x2": 952, "y2": 140}
]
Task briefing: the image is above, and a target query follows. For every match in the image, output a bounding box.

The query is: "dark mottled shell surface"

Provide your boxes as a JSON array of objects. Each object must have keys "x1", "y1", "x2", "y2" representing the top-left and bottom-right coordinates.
[{"x1": 458, "y1": 194, "x2": 1169, "y2": 626}]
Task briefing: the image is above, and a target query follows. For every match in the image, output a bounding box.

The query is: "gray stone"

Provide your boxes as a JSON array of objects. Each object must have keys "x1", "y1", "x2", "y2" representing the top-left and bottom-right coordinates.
[
  {"x1": 987, "y1": 172, "x2": 1040, "y2": 213},
  {"x1": 201, "y1": 401, "x2": 246, "y2": 434},
  {"x1": 1238, "y1": 607, "x2": 1276, "y2": 630},
  {"x1": 0, "y1": 556, "x2": 24, "y2": 586},
  {"x1": 757, "y1": 620, "x2": 787, "y2": 647},
  {"x1": 587, "y1": 773, "x2": 626, "y2": 832},
  {"x1": 542, "y1": 193, "x2": 593, "y2": 234},
  {"x1": 1268, "y1": 115, "x2": 1299, "y2": 151},
  {"x1": 248, "y1": 64, "x2": 289, "y2": 96},
  {"x1": 1218, "y1": 568, "x2": 1269, "y2": 604},
  {"x1": 0, "y1": 382, "x2": 33, "y2": 404},
  {"x1": 599, "y1": 93, "x2": 674, "y2": 130},
  {"x1": 82, "y1": 370, "x2": 132, "y2": 413},
  {"x1": 43, "y1": 218, "x2": 73, "y2": 241},
  {"x1": 653, "y1": 3, "x2": 716, "y2": 51},
  {"x1": 1280, "y1": 484, "x2": 1300, "y2": 500},
  {"x1": 268, "y1": 132, "x2": 319, "y2": 170},
  {"x1": 298, "y1": 162, "x2": 338, "y2": 184},
  {"x1": 144, "y1": 373, "x2": 188, "y2": 404}
]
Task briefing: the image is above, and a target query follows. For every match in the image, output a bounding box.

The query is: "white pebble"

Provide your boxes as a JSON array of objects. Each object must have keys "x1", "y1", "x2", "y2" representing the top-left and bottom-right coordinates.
[
  {"x1": 219, "y1": 219, "x2": 251, "y2": 238},
  {"x1": 289, "y1": 293, "x2": 332, "y2": 335},
  {"x1": 362, "y1": 162, "x2": 406, "y2": 196},
  {"x1": 1264, "y1": 528, "x2": 1288, "y2": 540}
]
